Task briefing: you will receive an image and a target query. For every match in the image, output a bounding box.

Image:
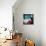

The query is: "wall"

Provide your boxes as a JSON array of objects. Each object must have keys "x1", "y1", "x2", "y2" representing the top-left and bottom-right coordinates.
[
  {"x1": 13, "y1": 0, "x2": 41, "y2": 46},
  {"x1": 0, "y1": 0, "x2": 46, "y2": 46},
  {"x1": 0, "y1": 0, "x2": 17, "y2": 30},
  {"x1": 41, "y1": 0, "x2": 46, "y2": 46}
]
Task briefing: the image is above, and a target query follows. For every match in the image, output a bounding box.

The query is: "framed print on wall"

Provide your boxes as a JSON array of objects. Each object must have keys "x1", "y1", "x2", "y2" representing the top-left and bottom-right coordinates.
[{"x1": 23, "y1": 14, "x2": 34, "y2": 25}]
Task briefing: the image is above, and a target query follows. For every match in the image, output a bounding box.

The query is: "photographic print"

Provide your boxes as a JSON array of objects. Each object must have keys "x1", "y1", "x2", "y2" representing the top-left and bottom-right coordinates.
[{"x1": 23, "y1": 14, "x2": 34, "y2": 25}]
